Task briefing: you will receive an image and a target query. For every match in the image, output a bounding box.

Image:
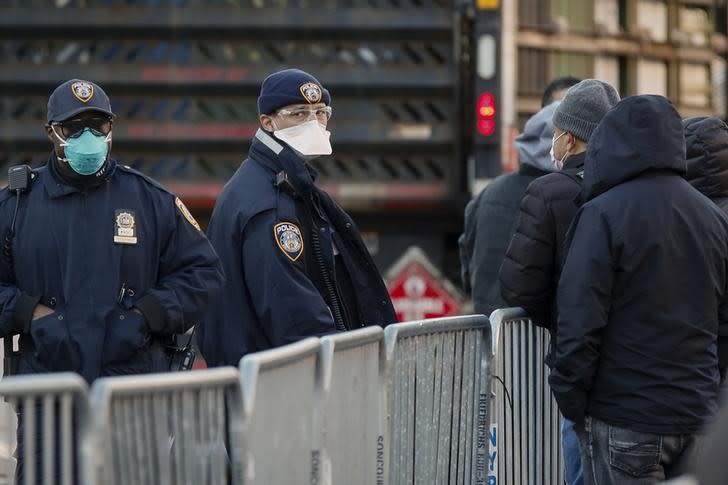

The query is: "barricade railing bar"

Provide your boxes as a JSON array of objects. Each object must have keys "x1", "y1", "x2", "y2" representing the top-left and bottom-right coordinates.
[
  {"x1": 383, "y1": 315, "x2": 492, "y2": 485},
  {"x1": 81, "y1": 367, "x2": 243, "y2": 485},
  {"x1": 489, "y1": 307, "x2": 563, "y2": 485},
  {"x1": 320, "y1": 326, "x2": 386, "y2": 485},
  {"x1": 0, "y1": 372, "x2": 89, "y2": 485},
  {"x1": 238, "y1": 337, "x2": 321, "y2": 485}
]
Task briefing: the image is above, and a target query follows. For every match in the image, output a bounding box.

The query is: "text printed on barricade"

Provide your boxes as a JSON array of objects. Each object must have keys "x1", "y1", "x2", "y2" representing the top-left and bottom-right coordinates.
[
  {"x1": 477, "y1": 392, "x2": 489, "y2": 484},
  {"x1": 488, "y1": 424, "x2": 497, "y2": 485},
  {"x1": 376, "y1": 435, "x2": 385, "y2": 485}
]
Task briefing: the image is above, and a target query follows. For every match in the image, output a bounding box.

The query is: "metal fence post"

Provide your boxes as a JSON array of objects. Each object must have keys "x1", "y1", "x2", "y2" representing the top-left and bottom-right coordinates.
[
  {"x1": 81, "y1": 367, "x2": 243, "y2": 485},
  {"x1": 489, "y1": 307, "x2": 564, "y2": 485},
  {"x1": 238, "y1": 337, "x2": 321, "y2": 484},
  {"x1": 0, "y1": 372, "x2": 89, "y2": 485},
  {"x1": 319, "y1": 326, "x2": 386, "y2": 485},
  {"x1": 383, "y1": 315, "x2": 492, "y2": 485}
]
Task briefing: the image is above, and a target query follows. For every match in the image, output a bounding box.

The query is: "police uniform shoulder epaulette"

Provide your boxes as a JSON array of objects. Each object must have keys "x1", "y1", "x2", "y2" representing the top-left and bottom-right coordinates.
[
  {"x1": 116, "y1": 163, "x2": 202, "y2": 231},
  {"x1": 116, "y1": 163, "x2": 173, "y2": 195}
]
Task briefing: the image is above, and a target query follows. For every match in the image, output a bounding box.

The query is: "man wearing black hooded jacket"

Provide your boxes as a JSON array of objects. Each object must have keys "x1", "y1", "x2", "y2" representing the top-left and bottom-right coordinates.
[{"x1": 550, "y1": 95, "x2": 728, "y2": 484}]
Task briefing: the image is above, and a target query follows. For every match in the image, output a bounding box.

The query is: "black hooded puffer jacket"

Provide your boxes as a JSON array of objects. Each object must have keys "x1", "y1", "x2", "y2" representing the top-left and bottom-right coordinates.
[
  {"x1": 684, "y1": 116, "x2": 728, "y2": 214},
  {"x1": 550, "y1": 95, "x2": 728, "y2": 433}
]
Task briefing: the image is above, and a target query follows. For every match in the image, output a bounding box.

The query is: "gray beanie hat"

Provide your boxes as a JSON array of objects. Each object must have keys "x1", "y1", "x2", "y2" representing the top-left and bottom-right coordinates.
[{"x1": 552, "y1": 79, "x2": 620, "y2": 143}]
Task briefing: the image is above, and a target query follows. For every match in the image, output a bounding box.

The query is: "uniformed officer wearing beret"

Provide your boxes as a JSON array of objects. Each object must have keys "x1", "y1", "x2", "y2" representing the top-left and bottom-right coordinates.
[{"x1": 200, "y1": 68, "x2": 396, "y2": 366}]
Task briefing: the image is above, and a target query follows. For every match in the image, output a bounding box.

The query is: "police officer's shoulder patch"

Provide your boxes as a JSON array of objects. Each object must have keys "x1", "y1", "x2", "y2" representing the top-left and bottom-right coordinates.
[
  {"x1": 175, "y1": 197, "x2": 201, "y2": 231},
  {"x1": 274, "y1": 222, "x2": 304, "y2": 262}
]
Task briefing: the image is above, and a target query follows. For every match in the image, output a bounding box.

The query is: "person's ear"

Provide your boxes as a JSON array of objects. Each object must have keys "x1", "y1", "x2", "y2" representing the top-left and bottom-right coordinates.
[
  {"x1": 45, "y1": 124, "x2": 56, "y2": 143},
  {"x1": 260, "y1": 115, "x2": 275, "y2": 132}
]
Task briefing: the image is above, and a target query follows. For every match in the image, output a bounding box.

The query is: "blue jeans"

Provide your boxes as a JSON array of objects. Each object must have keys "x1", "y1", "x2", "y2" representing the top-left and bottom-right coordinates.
[
  {"x1": 562, "y1": 417, "x2": 584, "y2": 485},
  {"x1": 575, "y1": 416, "x2": 699, "y2": 485}
]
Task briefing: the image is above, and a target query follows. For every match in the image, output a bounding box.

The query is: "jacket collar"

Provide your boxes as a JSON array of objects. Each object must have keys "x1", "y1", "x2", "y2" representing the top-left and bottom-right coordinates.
[
  {"x1": 563, "y1": 151, "x2": 586, "y2": 171},
  {"x1": 44, "y1": 152, "x2": 116, "y2": 199},
  {"x1": 249, "y1": 129, "x2": 318, "y2": 196},
  {"x1": 518, "y1": 162, "x2": 550, "y2": 177}
]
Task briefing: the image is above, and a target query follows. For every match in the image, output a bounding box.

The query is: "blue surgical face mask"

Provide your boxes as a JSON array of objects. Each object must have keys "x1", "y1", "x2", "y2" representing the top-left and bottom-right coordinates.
[{"x1": 53, "y1": 126, "x2": 111, "y2": 175}]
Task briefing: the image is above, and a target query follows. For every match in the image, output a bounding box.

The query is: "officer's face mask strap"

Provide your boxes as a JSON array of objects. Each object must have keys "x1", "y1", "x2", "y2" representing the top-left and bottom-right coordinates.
[{"x1": 51, "y1": 124, "x2": 71, "y2": 162}]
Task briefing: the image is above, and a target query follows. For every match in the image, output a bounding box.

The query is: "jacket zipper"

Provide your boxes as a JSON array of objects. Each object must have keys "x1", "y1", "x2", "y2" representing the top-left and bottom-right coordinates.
[{"x1": 309, "y1": 215, "x2": 348, "y2": 331}]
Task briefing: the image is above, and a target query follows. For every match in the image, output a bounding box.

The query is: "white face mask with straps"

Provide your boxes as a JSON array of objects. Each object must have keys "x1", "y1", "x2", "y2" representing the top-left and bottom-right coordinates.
[
  {"x1": 272, "y1": 119, "x2": 332, "y2": 159},
  {"x1": 550, "y1": 131, "x2": 570, "y2": 170}
]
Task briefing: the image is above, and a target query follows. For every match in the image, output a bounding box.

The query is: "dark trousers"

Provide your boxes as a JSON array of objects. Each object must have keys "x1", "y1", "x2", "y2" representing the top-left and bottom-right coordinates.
[{"x1": 576, "y1": 416, "x2": 699, "y2": 485}]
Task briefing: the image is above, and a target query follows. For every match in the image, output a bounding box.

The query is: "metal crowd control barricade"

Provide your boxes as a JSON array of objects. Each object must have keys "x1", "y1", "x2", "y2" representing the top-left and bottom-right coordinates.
[
  {"x1": 489, "y1": 307, "x2": 564, "y2": 485},
  {"x1": 82, "y1": 367, "x2": 243, "y2": 485},
  {"x1": 384, "y1": 315, "x2": 492, "y2": 485},
  {"x1": 238, "y1": 337, "x2": 321, "y2": 484},
  {"x1": 0, "y1": 372, "x2": 89, "y2": 485},
  {"x1": 320, "y1": 326, "x2": 386, "y2": 485}
]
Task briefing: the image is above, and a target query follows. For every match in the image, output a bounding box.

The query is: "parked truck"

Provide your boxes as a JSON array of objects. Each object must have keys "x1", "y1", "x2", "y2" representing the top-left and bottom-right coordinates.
[
  {"x1": 0, "y1": 0, "x2": 725, "y2": 295},
  {"x1": 0, "y1": 0, "x2": 503, "y2": 293}
]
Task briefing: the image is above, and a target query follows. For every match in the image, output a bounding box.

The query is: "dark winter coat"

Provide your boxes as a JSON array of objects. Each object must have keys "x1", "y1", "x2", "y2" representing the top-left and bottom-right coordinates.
[
  {"x1": 0, "y1": 155, "x2": 224, "y2": 381},
  {"x1": 684, "y1": 116, "x2": 728, "y2": 213},
  {"x1": 200, "y1": 130, "x2": 396, "y2": 366},
  {"x1": 499, "y1": 151, "x2": 585, "y2": 329},
  {"x1": 459, "y1": 101, "x2": 559, "y2": 317},
  {"x1": 550, "y1": 96, "x2": 728, "y2": 434}
]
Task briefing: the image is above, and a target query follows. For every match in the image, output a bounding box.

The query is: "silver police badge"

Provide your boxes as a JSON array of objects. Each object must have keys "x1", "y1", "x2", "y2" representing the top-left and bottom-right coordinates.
[
  {"x1": 299, "y1": 82, "x2": 322, "y2": 104},
  {"x1": 71, "y1": 81, "x2": 95, "y2": 103},
  {"x1": 274, "y1": 222, "x2": 304, "y2": 262},
  {"x1": 114, "y1": 210, "x2": 137, "y2": 244}
]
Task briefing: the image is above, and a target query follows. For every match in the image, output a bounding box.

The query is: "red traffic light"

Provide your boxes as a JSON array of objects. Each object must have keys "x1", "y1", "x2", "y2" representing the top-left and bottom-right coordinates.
[{"x1": 477, "y1": 92, "x2": 497, "y2": 136}]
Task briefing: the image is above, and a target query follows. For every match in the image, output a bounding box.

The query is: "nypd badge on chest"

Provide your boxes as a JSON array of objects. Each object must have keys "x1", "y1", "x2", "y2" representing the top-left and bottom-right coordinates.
[
  {"x1": 114, "y1": 210, "x2": 137, "y2": 245},
  {"x1": 274, "y1": 222, "x2": 304, "y2": 262}
]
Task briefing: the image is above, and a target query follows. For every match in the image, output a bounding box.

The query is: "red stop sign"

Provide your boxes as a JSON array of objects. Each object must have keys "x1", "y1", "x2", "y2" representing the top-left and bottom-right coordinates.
[{"x1": 386, "y1": 247, "x2": 462, "y2": 322}]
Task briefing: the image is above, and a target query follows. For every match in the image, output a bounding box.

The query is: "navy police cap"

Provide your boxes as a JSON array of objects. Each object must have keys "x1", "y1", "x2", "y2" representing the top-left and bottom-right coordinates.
[
  {"x1": 258, "y1": 68, "x2": 331, "y2": 115},
  {"x1": 47, "y1": 79, "x2": 115, "y2": 123}
]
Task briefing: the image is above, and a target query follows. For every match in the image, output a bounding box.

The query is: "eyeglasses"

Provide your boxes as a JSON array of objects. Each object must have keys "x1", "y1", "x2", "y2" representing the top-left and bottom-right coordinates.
[
  {"x1": 276, "y1": 106, "x2": 333, "y2": 123},
  {"x1": 52, "y1": 116, "x2": 113, "y2": 138}
]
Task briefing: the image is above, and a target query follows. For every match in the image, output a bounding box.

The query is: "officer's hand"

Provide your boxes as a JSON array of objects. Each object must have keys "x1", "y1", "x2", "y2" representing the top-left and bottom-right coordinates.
[
  {"x1": 32, "y1": 304, "x2": 54, "y2": 320},
  {"x1": 131, "y1": 307, "x2": 149, "y2": 328}
]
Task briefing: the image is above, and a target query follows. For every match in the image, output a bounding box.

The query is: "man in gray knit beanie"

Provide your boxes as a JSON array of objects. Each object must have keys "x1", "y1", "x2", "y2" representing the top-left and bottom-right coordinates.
[
  {"x1": 551, "y1": 79, "x2": 620, "y2": 170},
  {"x1": 501, "y1": 78, "x2": 619, "y2": 485}
]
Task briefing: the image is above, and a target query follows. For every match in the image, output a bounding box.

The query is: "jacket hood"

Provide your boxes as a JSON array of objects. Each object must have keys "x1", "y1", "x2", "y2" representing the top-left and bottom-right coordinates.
[
  {"x1": 515, "y1": 101, "x2": 560, "y2": 173},
  {"x1": 582, "y1": 95, "x2": 686, "y2": 201},
  {"x1": 683, "y1": 116, "x2": 728, "y2": 200}
]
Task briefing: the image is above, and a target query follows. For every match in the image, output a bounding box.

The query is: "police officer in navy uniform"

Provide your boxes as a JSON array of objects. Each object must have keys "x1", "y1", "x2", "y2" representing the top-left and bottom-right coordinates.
[
  {"x1": 0, "y1": 78, "x2": 224, "y2": 379},
  {"x1": 200, "y1": 68, "x2": 396, "y2": 366},
  {"x1": 0, "y1": 79, "x2": 224, "y2": 481}
]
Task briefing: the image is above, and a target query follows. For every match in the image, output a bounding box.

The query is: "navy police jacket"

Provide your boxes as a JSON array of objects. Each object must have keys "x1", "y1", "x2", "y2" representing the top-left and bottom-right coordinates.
[
  {"x1": 200, "y1": 129, "x2": 397, "y2": 366},
  {"x1": 0, "y1": 155, "x2": 224, "y2": 381}
]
